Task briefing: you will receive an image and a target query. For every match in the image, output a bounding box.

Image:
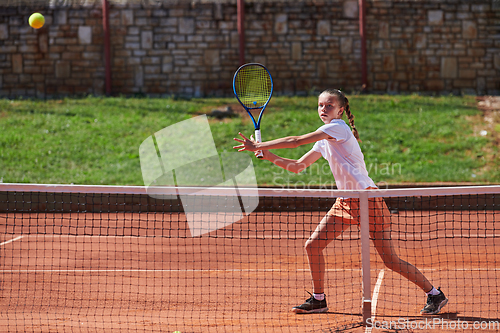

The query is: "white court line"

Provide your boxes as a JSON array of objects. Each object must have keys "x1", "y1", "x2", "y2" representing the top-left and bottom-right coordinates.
[
  {"x1": 13, "y1": 233, "x2": 500, "y2": 241},
  {"x1": 371, "y1": 269, "x2": 385, "y2": 317},
  {"x1": 365, "y1": 269, "x2": 385, "y2": 333},
  {"x1": 20, "y1": 234, "x2": 317, "y2": 240},
  {"x1": 0, "y1": 235, "x2": 24, "y2": 246}
]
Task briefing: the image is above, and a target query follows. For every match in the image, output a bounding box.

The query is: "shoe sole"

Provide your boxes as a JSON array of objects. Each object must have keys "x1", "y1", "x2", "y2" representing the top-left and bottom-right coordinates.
[
  {"x1": 292, "y1": 307, "x2": 328, "y2": 314},
  {"x1": 421, "y1": 298, "x2": 448, "y2": 315}
]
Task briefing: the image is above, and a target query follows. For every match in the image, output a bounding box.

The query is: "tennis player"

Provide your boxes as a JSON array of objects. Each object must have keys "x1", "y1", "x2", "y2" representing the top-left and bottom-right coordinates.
[{"x1": 233, "y1": 88, "x2": 448, "y2": 316}]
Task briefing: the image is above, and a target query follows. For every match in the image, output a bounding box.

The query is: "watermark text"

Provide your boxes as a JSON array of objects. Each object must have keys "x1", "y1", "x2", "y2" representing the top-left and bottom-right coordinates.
[{"x1": 366, "y1": 317, "x2": 500, "y2": 331}]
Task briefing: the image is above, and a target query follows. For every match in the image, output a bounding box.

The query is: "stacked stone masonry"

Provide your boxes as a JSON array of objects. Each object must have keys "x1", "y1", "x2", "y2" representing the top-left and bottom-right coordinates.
[{"x1": 0, "y1": 0, "x2": 499, "y2": 98}]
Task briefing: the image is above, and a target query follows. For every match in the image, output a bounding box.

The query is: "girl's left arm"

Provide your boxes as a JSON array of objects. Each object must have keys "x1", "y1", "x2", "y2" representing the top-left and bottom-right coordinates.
[
  {"x1": 233, "y1": 130, "x2": 331, "y2": 152},
  {"x1": 260, "y1": 148, "x2": 322, "y2": 174}
]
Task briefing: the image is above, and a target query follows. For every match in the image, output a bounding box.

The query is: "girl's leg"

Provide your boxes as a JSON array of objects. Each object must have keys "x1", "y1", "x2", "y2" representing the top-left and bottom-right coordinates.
[
  {"x1": 305, "y1": 215, "x2": 351, "y2": 294},
  {"x1": 370, "y1": 229, "x2": 432, "y2": 292}
]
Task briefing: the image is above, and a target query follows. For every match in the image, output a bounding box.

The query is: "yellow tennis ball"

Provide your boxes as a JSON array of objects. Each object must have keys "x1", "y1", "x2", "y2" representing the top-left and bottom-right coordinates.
[{"x1": 29, "y1": 13, "x2": 45, "y2": 29}]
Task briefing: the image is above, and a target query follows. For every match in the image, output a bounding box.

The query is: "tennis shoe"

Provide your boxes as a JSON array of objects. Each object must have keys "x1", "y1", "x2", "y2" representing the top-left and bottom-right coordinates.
[
  {"x1": 292, "y1": 291, "x2": 328, "y2": 314},
  {"x1": 421, "y1": 287, "x2": 448, "y2": 315}
]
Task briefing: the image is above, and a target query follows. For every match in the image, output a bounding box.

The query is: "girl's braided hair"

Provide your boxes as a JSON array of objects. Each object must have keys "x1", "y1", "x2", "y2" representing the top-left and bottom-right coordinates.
[{"x1": 320, "y1": 89, "x2": 360, "y2": 141}]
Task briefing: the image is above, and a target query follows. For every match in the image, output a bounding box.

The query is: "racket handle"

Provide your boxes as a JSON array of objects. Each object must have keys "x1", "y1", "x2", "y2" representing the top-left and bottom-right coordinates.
[{"x1": 255, "y1": 129, "x2": 263, "y2": 159}]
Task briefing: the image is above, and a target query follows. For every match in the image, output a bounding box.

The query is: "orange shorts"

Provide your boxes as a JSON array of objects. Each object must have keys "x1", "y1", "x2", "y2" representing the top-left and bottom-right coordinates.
[{"x1": 327, "y1": 196, "x2": 391, "y2": 232}]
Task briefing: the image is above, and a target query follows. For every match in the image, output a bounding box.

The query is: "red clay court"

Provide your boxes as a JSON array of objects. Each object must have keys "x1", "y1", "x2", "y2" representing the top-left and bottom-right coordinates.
[{"x1": 1, "y1": 185, "x2": 499, "y2": 332}]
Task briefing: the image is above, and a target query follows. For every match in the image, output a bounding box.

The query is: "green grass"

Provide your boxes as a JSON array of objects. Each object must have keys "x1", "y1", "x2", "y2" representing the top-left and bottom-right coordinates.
[{"x1": 0, "y1": 94, "x2": 498, "y2": 186}]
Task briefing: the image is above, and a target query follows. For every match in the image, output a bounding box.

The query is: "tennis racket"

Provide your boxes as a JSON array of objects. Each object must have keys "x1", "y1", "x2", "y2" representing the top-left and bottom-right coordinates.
[{"x1": 233, "y1": 63, "x2": 273, "y2": 158}]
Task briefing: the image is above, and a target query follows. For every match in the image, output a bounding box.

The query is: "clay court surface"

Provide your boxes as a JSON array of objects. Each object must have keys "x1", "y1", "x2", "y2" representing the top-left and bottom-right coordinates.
[{"x1": 1, "y1": 210, "x2": 499, "y2": 332}]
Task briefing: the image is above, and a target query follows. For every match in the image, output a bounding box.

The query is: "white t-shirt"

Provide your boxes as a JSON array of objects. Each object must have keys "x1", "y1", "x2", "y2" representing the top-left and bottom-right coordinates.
[{"x1": 312, "y1": 119, "x2": 376, "y2": 190}]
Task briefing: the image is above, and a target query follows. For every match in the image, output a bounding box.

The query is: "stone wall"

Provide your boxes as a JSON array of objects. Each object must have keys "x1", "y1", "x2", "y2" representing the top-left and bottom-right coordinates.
[
  {"x1": 0, "y1": 0, "x2": 499, "y2": 98},
  {"x1": 366, "y1": 1, "x2": 500, "y2": 94}
]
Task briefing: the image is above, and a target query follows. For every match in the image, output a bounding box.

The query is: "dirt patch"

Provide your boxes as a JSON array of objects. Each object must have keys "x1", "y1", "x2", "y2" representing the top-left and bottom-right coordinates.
[
  {"x1": 197, "y1": 103, "x2": 247, "y2": 117},
  {"x1": 477, "y1": 96, "x2": 500, "y2": 112},
  {"x1": 197, "y1": 103, "x2": 255, "y2": 125},
  {"x1": 476, "y1": 96, "x2": 500, "y2": 141},
  {"x1": 473, "y1": 96, "x2": 500, "y2": 179}
]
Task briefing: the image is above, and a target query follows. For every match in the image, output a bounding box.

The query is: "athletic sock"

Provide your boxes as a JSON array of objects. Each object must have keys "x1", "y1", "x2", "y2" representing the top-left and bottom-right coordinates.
[
  {"x1": 313, "y1": 293, "x2": 325, "y2": 301},
  {"x1": 426, "y1": 287, "x2": 440, "y2": 296}
]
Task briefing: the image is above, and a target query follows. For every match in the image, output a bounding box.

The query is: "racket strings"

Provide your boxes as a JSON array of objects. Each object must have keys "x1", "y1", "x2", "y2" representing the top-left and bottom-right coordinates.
[{"x1": 235, "y1": 66, "x2": 272, "y2": 108}]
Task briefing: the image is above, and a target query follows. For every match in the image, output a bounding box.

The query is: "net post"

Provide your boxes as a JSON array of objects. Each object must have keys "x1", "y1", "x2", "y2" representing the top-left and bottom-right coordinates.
[{"x1": 359, "y1": 190, "x2": 372, "y2": 326}]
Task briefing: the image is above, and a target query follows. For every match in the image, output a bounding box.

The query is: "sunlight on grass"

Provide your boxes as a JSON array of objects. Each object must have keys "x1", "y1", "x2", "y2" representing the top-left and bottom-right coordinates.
[{"x1": 0, "y1": 95, "x2": 497, "y2": 186}]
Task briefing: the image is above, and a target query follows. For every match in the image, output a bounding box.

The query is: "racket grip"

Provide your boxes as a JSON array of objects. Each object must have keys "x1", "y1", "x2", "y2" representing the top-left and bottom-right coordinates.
[{"x1": 255, "y1": 129, "x2": 263, "y2": 159}]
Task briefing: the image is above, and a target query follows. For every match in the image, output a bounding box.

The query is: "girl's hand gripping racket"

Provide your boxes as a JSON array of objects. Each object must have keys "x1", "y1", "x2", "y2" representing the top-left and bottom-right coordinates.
[{"x1": 233, "y1": 63, "x2": 273, "y2": 158}]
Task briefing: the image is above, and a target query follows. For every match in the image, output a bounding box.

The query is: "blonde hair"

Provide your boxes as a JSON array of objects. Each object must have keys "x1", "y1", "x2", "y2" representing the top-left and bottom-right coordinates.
[{"x1": 320, "y1": 89, "x2": 360, "y2": 141}]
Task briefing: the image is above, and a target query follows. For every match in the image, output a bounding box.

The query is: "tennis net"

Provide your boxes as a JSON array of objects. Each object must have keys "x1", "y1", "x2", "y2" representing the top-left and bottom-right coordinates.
[{"x1": 1, "y1": 184, "x2": 499, "y2": 332}]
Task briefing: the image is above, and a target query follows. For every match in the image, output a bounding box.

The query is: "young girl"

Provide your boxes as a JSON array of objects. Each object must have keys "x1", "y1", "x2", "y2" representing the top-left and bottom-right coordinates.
[{"x1": 233, "y1": 89, "x2": 448, "y2": 316}]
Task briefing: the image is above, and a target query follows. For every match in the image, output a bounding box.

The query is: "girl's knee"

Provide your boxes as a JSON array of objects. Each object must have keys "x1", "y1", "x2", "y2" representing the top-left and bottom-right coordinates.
[
  {"x1": 383, "y1": 260, "x2": 397, "y2": 271},
  {"x1": 305, "y1": 239, "x2": 325, "y2": 254},
  {"x1": 304, "y1": 239, "x2": 314, "y2": 253},
  {"x1": 382, "y1": 255, "x2": 401, "y2": 271}
]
